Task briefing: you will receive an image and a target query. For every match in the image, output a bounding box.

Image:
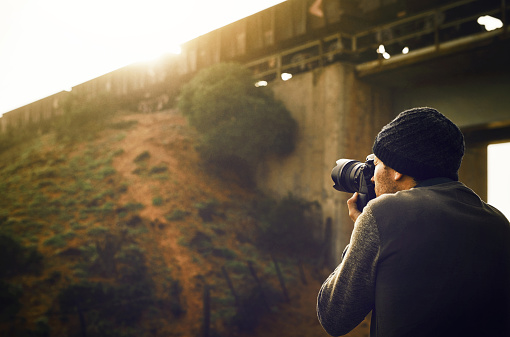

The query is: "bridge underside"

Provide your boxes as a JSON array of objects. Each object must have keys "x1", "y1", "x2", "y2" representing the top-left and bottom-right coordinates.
[{"x1": 356, "y1": 30, "x2": 510, "y2": 88}]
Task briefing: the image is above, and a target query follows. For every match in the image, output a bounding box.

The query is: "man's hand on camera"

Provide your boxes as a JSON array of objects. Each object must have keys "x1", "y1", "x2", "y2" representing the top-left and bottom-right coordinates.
[{"x1": 347, "y1": 192, "x2": 362, "y2": 222}]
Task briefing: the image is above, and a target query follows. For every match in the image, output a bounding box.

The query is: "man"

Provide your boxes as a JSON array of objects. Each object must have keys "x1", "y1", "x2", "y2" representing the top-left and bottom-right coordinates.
[{"x1": 317, "y1": 107, "x2": 510, "y2": 337}]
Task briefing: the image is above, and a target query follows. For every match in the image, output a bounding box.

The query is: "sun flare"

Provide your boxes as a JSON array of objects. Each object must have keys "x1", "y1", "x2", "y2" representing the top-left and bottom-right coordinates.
[{"x1": 0, "y1": 0, "x2": 285, "y2": 115}]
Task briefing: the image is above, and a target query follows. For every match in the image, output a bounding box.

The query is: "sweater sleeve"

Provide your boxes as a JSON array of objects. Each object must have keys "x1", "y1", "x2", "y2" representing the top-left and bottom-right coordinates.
[{"x1": 317, "y1": 207, "x2": 380, "y2": 336}]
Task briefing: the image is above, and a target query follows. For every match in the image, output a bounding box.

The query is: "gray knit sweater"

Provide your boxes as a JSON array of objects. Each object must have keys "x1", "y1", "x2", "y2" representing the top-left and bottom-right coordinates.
[{"x1": 317, "y1": 204, "x2": 379, "y2": 336}]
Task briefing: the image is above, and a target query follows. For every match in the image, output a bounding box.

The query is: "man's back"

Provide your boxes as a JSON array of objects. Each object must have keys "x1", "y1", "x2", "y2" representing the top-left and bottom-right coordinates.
[{"x1": 371, "y1": 181, "x2": 510, "y2": 336}]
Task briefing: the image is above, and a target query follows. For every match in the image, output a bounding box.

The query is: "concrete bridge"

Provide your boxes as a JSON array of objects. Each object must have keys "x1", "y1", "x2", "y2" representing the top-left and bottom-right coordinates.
[{"x1": 1, "y1": 0, "x2": 509, "y2": 264}]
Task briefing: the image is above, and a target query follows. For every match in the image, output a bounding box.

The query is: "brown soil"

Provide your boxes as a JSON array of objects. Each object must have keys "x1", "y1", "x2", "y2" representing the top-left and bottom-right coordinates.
[
  {"x1": 105, "y1": 110, "x2": 370, "y2": 337},
  {"x1": 4, "y1": 109, "x2": 370, "y2": 337}
]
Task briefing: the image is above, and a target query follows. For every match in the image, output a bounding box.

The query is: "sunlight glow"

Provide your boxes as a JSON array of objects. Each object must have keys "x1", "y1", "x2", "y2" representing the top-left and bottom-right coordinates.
[{"x1": 0, "y1": 0, "x2": 286, "y2": 116}]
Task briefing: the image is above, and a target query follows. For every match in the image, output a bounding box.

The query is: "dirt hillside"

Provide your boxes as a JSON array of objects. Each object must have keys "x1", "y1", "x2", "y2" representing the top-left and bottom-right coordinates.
[
  {"x1": 0, "y1": 109, "x2": 370, "y2": 337},
  {"x1": 106, "y1": 110, "x2": 370, "y2": 337}
]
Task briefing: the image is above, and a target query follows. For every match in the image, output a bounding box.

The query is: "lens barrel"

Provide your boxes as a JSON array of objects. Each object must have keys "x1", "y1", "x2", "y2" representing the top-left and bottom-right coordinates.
[{"x1": 331, "y1": 159, "x2": 364, "y2": 193}]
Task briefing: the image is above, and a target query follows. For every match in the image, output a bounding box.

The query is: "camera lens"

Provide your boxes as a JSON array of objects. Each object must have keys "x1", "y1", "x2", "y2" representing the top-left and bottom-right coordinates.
[{"x1": 331, "y1": 159, "x2": 363, "y2": 193}]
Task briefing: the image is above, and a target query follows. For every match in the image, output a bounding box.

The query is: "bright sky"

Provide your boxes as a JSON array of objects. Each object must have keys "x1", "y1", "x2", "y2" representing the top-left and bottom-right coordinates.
[
  {"x1": 0, "y1": 0, "x2": 285, "y2": 117},
  {"x1": 487, "y1": 142, "x2": 510, "y2": 220}
]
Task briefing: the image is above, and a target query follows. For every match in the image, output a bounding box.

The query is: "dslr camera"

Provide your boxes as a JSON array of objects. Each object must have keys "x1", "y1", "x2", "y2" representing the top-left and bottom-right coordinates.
[{"x1": 331, "y1": 154, "x2": 376, "y2": 211}]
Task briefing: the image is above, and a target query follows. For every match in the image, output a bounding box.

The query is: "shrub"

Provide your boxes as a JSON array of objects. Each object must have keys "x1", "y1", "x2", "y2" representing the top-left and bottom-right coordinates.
[
  {"x1": 0, "y1": 234, "x2": 43, "y2": 277},
  {"x1": 164, "y1": 279, "x2": 185, "y2": 317},
  {"x1": 224, "y1": 260, "x2": 248, "y2": 274},
  {"x1": 98, "y1": 166, "x2": 116, "y2": 178},
  {"x1": 87, "y1": 226, "x2": 109, "y2": 237},
  {"x1": 43, "y1": 234, "x2": 67, "y2": 248},
  {"x1": 0, "y1": 280, "x2": 22, "y2": 322},
  {"x1": 58, "y1": 236, "x2": 155, "y2": 335},
  {"x1": 188, "y1": 231, "x2": 213, "y2": 255},
  {"x1": 165, "y1": 209, "x2": 189, "y2": 221},
  {"x1": 149, "y1": 164, "x2": 168, "y2": 174},
  {"x1": 178, "y1": 63, "x2": 297, "y2": 174},
  {"x1": 228, "y1": 283, "x2": 281, "y2": 332},
  {"x1": 70, "y1": 222, "x2": 87, "y2": 230},
  {"x1": 212, "y1": 247, "x2": 237, "y2": 259},
  {"x1": 195, "y1": 199, "x2": 219, "y2": 222},
  {"x1": 152, "y1": 196, "x2": 163, "y2": 206},
  {"x1": 123, "y1": 202, "x2": 145, "y2": 212},
  {"x1": 57, "y1": 280, "x2": 153, "y2": 332},
  {"x1": 134, "y1": 151, "x2": 150, "y2": 163},
  {"x1": 251, "y1": 194, "x2": 321, "y2": 259}
]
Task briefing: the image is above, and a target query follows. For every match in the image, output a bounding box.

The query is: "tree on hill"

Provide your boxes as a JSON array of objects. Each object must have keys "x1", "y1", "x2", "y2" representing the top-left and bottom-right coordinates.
[{"x1": 178, "y1": 63, "x2": 297, "y2": 176}]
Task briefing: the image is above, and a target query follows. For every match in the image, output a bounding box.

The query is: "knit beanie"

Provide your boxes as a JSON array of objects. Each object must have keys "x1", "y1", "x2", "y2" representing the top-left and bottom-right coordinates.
[{"x1": 372, "y1": 107, "x2": 465, "y2": 181}]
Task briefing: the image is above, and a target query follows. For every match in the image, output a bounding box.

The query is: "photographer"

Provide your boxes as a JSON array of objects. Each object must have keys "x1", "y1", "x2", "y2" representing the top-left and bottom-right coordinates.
[{"x1": 317, "y1": 107, "x2": 510, "y2": 337}]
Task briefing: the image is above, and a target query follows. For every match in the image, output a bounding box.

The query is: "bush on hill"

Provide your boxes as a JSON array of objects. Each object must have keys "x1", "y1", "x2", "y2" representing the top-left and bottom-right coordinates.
[
  {"x1": 178, "y1": 63, "x2": 297, "y2": 176},
  {"x1": 250, "y1": 194, "x2": 321, "y2": 260}
]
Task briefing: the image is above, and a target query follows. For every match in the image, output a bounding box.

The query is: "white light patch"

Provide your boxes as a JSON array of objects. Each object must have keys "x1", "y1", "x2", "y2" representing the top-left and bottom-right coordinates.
[
  {"x1": 477, "y1": 15, "x2": 503, "y2": 31},
  {"x1": 281, "y1": 73, "x2": 293, "y2": 81},
  {"x1": 488, "y1": 142, "x2": 510, "y2": 219}
]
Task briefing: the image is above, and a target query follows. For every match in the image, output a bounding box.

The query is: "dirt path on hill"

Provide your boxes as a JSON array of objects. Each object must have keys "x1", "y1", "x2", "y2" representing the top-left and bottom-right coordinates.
[
  {"x1": 109, "y1": 110, "x2": 369, "y2": 337},
  {"x1": 111, "y1": 110, "x2": 207, "y2": 336}
]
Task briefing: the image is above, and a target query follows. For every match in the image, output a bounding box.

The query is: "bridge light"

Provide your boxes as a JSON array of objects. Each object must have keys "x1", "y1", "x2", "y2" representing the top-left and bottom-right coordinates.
[
  {"x1": 255, "y1": 80, "x2": 268, "y2": 87},
  {"x1": 376, "y1": 44, "x2": 385, "y2": 54},
  {"x1": 281, "y1": 73, "x2": 293, "y2": 81},
  {"x1": 382, "y1": 52, "x2": 390, "y2": 60},
  {"x1": 402, "y1": 46, "x2": 409, "y2": 54},
  {"x1": 477, "y1": 15, "x2": 503, "y2": 31}
]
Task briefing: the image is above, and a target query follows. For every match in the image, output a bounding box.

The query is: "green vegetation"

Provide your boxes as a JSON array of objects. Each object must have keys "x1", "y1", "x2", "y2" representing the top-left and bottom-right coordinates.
[
  {"x1": 250, "y1": 194, "x2": 321, "y2": 259},
  {"x1": 195, "y1": 198, "x2": 220, "y2": 222},
  {"x1": 178, "y1": 63, "x2": 297, "y2": 180},
  {"x1": 165, "y1": 209, "x2": 189, "y2": 221},
  {"x1": 134, "y1": 150, "x2": 151, "y2": 163},
  {"x1": 53, "y1": 93, "x2": 118, "y2": 143},
  {"x1": 149, "y1": 163, "x2": 168, "y2": 174},
  {"x1": 43, "y1": 234, "x2": 68, "y2": 248},
  {"x1": 0, "y1": 234, "x2": 43, "y2": 278},
  {"x1": 0, "y1": 113, "x2": 165, "y2": 334},
  {"x1": 0, "y1": 233, "x2": 43, "y2": 323},
  {"x1": 152, "y1": 196, "x2": 164, "y2": 206},
  {"x1": 0, "y1": 82, "x2": 324, "y2": 337}
]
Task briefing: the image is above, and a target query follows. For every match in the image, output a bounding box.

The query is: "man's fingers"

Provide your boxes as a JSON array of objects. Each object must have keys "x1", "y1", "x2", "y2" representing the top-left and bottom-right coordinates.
[
  {"x1": 347, "y1": 192, "x2": 361, "y2": 222},
  {"x1": 347, "y1": 192, "x2": 358, "y2": 205}
]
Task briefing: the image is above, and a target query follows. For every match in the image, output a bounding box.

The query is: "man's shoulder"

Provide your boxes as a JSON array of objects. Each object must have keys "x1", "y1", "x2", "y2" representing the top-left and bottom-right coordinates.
[
  {"x1": 366, "y1": 182, "x2": 463, "y2": 216},
  {"x1": 367, "y1": 188, "x2": 419, "y2": 210}
]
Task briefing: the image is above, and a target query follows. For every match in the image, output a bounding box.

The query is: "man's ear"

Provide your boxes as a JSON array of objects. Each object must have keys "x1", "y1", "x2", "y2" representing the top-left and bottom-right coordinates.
[{"x1": 394, "y1": 171, "x2": 404, "y2": 181}]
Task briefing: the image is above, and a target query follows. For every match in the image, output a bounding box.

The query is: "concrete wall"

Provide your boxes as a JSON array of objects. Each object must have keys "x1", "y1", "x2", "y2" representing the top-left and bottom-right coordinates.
[
  {"x1": 257, "y1": 61, "x2": 508, "y2": 265},
  {"x1": 394, "y1": 73, "x2": 510, "y2": 128},
  {"x1": 256, "y1": 63, "x2": 393, "y2": 265}
]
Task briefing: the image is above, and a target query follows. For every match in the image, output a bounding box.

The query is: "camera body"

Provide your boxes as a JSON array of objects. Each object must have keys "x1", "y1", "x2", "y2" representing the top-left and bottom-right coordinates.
[{"x1": 331, "y1": 154, "x2": 376, "y2": 211}]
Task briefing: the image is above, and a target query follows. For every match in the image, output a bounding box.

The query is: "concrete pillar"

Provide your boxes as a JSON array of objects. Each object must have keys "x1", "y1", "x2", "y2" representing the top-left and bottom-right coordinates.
[
  {"x1": 459, "y1": 143, "x2": 487, "y2": 202},
  {"x1": 258, "y1": 62, "x2": 393, "y2": 266}
]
